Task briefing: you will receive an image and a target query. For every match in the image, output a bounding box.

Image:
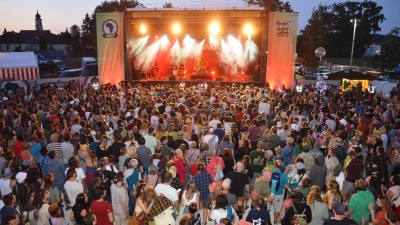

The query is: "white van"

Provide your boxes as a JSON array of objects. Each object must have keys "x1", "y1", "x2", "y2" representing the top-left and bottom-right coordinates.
[{"x1": 82, "y1": 57, "x2": 96, "y2": 68}]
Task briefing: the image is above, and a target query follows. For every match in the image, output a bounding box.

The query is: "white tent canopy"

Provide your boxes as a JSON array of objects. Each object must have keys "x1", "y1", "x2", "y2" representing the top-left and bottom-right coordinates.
[
  {"x1": 0, "y1": 52, "x2": 39, "y2": 80},
  {"x1": 0, "y1": 52, "x2": 38, "y2": 69}
]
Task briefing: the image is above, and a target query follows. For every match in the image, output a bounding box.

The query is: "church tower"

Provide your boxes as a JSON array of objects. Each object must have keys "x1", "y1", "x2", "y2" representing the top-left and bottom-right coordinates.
[{"x1": 35, "y1": 10, "x2": 43, "y2": 30}]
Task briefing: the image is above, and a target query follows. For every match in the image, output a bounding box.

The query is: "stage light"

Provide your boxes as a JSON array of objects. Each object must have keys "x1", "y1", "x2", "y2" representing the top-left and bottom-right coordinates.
[
  {"x1": 248, "y1": 36, "x2": 251, "y2": 40},
  {"x1": 140, "y1": 25, "x2": 147, "y2": 34},
  {"x1": 368, "y1": 84, "x2": 375, "y2": 93},
  {"x1": 212, "y1": 71, "x2": 215, "y2": 75},
  {"x1": 175, "y1": 36, "x2": 178, "y2": 39},
  {"x1": 180, "y1": 82, "x2": 185, "y2": 87},
  {"x1": 155, "y1": 35, "x2": 158, "y2": 39},
  {"x1": 173, "y1": 24, "x2": 181, "y2": 34},
  {"x1": 244, "y1": 24, "x2": 253, "y2": 35},
  {"x1": 296, "y1": 85, "x2": 303, "y2": 93},
  {"x1": 209, "y1": 22, "x2": 220, "y2": 36},
  {"x1": 239, "y1": 36, "x2": 241, "y2": 39}
]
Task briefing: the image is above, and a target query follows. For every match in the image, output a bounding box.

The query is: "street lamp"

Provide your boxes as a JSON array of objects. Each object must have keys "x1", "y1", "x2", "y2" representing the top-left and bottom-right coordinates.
[{"x1": 350, "y1": 19, "x2": 361, "y2": 69}]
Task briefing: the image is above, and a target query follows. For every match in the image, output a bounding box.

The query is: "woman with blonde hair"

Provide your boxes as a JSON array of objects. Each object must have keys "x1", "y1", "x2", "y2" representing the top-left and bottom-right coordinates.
[
  {"x1": 181, "y1": 180, "x2": 199, "y2": 214},
  {"x1": 96, "y1": 136, "x2": 112, "y2": 159},
  {"x1": 133, "y1": 182, "x2": 153, "y2": 225},
  {"x1": 154, "y1": 123, "x2": 165, "y2": 140},
  {"x1": 165, "y1": 123, "x2": 177, "y2": 141},
  {"x1": 324, "y1": 180, "x2": 343, "y2": 215},
  {"x1": 307, "y1": 185, "x2": 329, "y2": 225}
]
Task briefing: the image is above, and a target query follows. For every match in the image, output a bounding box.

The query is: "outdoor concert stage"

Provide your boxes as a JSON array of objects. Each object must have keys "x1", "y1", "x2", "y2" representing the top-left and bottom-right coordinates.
[{"x1": 125, "y1": 7, "x2": 266, "y2": 83}]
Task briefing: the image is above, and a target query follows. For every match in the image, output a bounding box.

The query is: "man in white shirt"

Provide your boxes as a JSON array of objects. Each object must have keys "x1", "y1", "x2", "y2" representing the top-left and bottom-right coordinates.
[
  {"x1": 64, "y1": 168, "x2": 83, "y2": 207},
  {"x1": 290, "y1": 118, "x2": 300, "y2": 132},
  {"x1": 208, "y1": 113, "x2": 220, "y2": 129},
  {"x1": 154, "y1": 172, "x2": 179, "y2": 206},
  {"x1": 0, "y1": 168, "x2": 15, "y2": 197},
  {"x1": 70, "y1": 119, "x2": 82, "y2": 135},
  {"x1": 203, "y1": 128, "x2": 219, "y2": 153},
  {"x1": 144, "y1": 127, "x2": 157, "y2": 154},
  {"x1": 325, "y1": 114, "x2": 336, "y2": 131}
]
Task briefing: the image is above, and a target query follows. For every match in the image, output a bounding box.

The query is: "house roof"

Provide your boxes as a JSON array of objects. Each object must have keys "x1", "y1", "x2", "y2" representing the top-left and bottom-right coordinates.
[{"x1": 0, "y1": 30, "x2": 70, "y2": 45}]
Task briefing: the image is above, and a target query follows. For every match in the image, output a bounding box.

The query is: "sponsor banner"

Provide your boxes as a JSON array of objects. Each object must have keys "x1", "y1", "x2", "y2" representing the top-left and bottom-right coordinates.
[
  {"x1": 266, "y1": 12, "x2": 298, "y2": 89},
  {"x1": 130, "y1": 10, "x2": 262, "y2": 18},
  {"x1": 96, "y1": 12, "x2": 125, "y2": 85}
]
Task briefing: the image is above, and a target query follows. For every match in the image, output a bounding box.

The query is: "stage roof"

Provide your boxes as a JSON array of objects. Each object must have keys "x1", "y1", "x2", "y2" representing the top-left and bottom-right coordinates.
[{"x1": 126, "y1": 7, "x2": 264, "y2": 12}]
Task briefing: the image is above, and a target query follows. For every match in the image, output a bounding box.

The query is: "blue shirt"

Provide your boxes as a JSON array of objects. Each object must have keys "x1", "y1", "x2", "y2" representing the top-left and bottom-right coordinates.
[
  {"x1": 193, "y1": 172, "x2": 212, "y2": 200},
  {"x1": 271, "y1": 170, "x2": 288, "y2": 195},
  {"x1": 89, "y1": 142, "x2": 101, "y2": 151},
  {"x1": 31, "y1": 143, "x2": 41, "y2": 159},
  {"x1": 38, "y1": 156, "x2": 51, "y2": 177},
  {"x1": 282, "y1": 146, "x2": 295, "y2": 166}
]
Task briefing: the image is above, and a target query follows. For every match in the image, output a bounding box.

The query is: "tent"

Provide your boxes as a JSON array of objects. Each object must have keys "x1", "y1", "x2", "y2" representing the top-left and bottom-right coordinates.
[{"x1": 0, "y1": 52, "x2": 39, "y2": 80}]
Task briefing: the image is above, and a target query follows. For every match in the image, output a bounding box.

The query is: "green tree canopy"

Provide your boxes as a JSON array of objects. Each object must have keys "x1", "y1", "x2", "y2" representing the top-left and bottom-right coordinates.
[
  {"x1": 372, "y1": 27, "x2": 400, "y2": 72},
  {"x1": 243, "y1": 0, "x2": 293, "y2": 12},
  {"x1": 163, "y1": 2, "x2": 173, "y2": 8}
]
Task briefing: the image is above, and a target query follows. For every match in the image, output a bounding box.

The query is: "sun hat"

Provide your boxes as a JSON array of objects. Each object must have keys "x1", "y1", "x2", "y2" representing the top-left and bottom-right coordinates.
[
  {"x1": 13, "y1": 118, "x2": 21, "y2": 127},
  {"x1": 280, "y1": 111, "x2": 288, "y2": 119},
  {"x1": 373, "y1": 129, "x2": 383, "y2": 138},
  {"x1": 177, "y1": 131, "x2": 184, "y2": 138},
  {"x1": 322, "y1": 131, "x2": 329, "y2": 139},
  {"x1": 277, "y1": 121, "x2": 283, "y2": 128},
  {"x1": 354, "y1": 130, "x2": 362, "y2": 137}
]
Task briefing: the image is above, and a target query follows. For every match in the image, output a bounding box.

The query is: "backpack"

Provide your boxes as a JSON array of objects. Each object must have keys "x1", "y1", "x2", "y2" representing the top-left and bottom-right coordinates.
[
  {"x1": 336, "y1": 146, "x2": 347, "y2": 164},
  {"x1": 292, "y1": 206, "x2": 307, "y2": 220},
  {"x1": 152, "y1": 155, "x2": 164, "y2": 174},
  {"x1": 212, "y1": 162, "x2": 224, "y2": 182},
  {"x1": 126, "y1": 169, "x2": 141, "y2": 194},
  {"x1": 269, "y1": 171, "x2": 281, "y2": 192}
]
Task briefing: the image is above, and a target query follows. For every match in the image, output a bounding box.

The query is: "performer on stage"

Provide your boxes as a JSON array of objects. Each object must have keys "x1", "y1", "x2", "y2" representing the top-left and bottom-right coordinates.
[
  {"x1": 178, "y1": 60, "x2": 185, "y2": 78},
  {"x1": 153, "y1": 61, "x2": 159, "y2": 79}
]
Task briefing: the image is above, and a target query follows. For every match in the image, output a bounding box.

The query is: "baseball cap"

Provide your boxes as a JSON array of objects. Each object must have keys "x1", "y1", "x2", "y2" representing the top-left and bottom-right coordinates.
[
  {"x1": 22, "y1": 159, "x2": 31, "y2": 167},
  {"x1": 294, "y1": 192, "x2": 305, "y2": 202},
  {"x1": 16, "y1": 172, "x2": 27, "y2": 183},
  {"x1": 4, "y1": 167, "x2": 14, "y2": 177},
  {"x1": 332, "y1": 202, "x2": 346, "y2": 215}
]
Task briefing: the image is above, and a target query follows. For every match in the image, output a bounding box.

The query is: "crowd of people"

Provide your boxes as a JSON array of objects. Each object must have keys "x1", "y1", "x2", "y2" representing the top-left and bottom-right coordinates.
[{"x1": 0, "y1": 81, "x2": 399, "y2": 225}]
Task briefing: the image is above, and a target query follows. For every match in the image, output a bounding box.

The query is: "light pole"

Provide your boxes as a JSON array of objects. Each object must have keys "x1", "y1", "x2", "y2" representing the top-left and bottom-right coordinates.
[{"x1": 350, "y1": 19, "x2": 360, "y2": 70}]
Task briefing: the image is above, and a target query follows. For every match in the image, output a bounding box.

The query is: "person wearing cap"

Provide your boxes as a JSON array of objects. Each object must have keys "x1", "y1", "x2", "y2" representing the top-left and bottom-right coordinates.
[
  {"x1": 0, "y1": 168, "x2": 15, "y2": 197},
  {"x1": 349, "y1": 179, "x2": 376, "y2": 224},
  {"x1": 206, "y1": 150, "x2": 225, "y2": 199},
  {"x1": 170, "y1": 131, "x2": 189, "y2": 150},
  {"x1": 111, "y1": 171, "x2": 129, "y2": 224},
  {"x1": 12, "y1": 118, "x2": 24, "y2": 137},
  {"x1": 12, "y1": 171, "x2": 34, "y2": 196},
  {"x1": 203, "y1": 128, "x2": 219, "y2": 153},
  {"x1": 0, "y1": 193, "x2": 21, "y2": 225},
  {"x1": 144, "y1": 127, "x2": 157, "y2": 154},
  {"x1": 323, "y1": 202, "x2": 354, "y2": 225},
  {"x1": 48, "y1": 203, "x2": 69, "y2": 225},
  {"x1": 283, "y1": 192, "x2": 311, "y2": 225}
]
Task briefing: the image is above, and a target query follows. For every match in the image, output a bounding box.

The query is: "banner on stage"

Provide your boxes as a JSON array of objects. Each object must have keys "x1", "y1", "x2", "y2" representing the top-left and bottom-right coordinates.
[
  {"x1": 96, "y1": 12, "x2": 125, "y2": 85},
  {"x1": 266, "y1": 12, "x2": 298, "y2": 89}
]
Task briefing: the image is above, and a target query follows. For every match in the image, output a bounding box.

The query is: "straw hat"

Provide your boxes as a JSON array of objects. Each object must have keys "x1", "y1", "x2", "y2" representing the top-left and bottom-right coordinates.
[
  {"x1": 373, "y1": 129, "x2": 383, "y2": 139},
  {"x1": 280, "y1": 111, "x2": 288, "y2": 119},
  {"x1": 354, "y1": 130, "x2": 362, "y2": 137},
  {"x1": 13, "y1": 118, "x2": 21, "y2": 127},
  {"x1": 334, "y1": 137, "x2": 344, "y2": 147},
  {"x1": 322, "y1": 131, "x2": 329, "y2": 139}
]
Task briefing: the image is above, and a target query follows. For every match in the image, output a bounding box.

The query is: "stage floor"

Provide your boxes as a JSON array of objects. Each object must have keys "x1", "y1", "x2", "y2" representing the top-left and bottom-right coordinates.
[{"x1": 134, "y1": 73, "x2": 256, "y2": 82}]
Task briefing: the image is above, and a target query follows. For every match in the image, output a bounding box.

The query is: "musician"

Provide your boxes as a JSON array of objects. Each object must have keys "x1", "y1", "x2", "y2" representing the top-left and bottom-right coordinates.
[
  {"x1": 199, "y1": 58, "x2": 205, "y2": 69},
  {"x1": 154, "y1": 62, "x2": 159, "y2": 72}
]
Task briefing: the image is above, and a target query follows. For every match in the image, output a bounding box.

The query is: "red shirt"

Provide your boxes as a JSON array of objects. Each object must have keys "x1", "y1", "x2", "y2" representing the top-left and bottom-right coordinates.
[
  {"x1": 173, "y1": 157, "x2": 187, "y2": 184},
  {"x1": 190, "y1": 162, "x2": 198, "y2": 176},
  {"x1": 207, "y1": 156, "x2": 225, "y2": 182},
  {"x1": 90, "y1": 200, "x2": 113, "y2": 225},
  {"x1": 236, "y1": 112, "x2": 244, "y2": 124},
  {"x1": 14, "y1": 140, "x2": 24, "y2": 158}
]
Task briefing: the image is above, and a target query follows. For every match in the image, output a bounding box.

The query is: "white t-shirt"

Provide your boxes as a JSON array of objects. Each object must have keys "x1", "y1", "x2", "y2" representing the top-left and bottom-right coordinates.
[
  {"x1": 210, "y1": 208, "x2": 227, "y2": 223},
  {"x1": 389, "y1": 186, "x2": 400, "y2": 201},
  {"x1": 0, "y1": 179, "x2": 11, "y2": 197},
  {"x1": 71, "y1": 124, "x2": 82, "y2": 135},
  {"x1": 65, "y1": 168, "x2": 86, "y2": 184},
  {"x1": 155, "y1": 183, "x2": 178, "y2": 203},
  {"x1": 64, "y1": 180, "x2": 83, "y2": 206}
]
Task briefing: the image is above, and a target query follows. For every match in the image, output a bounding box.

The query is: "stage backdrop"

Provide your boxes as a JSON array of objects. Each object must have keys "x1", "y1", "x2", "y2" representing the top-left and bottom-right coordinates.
[
  {"x1": 266, "y1": 12, "x2": 298, "y2": 89},
  {"x1": 96, "y1": 12, "x2": 125, "y2": 85}
]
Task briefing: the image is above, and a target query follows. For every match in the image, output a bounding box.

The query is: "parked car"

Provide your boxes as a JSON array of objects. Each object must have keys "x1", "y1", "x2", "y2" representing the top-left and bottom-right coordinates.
[
  {"x1": 52, "y1": 60, "x2": 66, "y2": 73},
  {"x1": 82, "y1": 57, "x2": 96, "y2": 68},
  {"x1": 316, "y1": 68, "x2": 332, "y2": 79},
  {"x1": 58, "y1": 69, "x2": 83, "y2": 78},
  {"x1": 80, "y1": 63, "x2": 98, "y2": 77}
]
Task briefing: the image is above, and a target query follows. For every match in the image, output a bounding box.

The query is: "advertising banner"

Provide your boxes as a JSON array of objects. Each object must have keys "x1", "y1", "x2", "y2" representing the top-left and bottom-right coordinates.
[
  {"x1": 266, "y1": 12, "x2": 298, "y2": 89},
  {"x1": 96, "y1": 12, "x2": 125, "y2": 85}
]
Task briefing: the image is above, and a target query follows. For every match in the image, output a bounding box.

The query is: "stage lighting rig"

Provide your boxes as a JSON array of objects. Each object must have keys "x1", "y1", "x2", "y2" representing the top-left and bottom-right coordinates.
[
  {"x1": 173, "y1": 24, "x2": 181, "y2": 34},
  {"x1": 244, "y1": 24, "x2": 253, "y2": 35},
  {"x1": 209, "y1": 22, "x2": 220, "y2": 36},
  {"x1": 140, "y1": 25, "x2": 147, "y2": 34}
]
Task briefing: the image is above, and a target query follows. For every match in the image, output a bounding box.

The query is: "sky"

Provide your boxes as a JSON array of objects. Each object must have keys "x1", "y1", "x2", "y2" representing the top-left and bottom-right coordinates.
[{"x1": 0, "y1": 0, "x2": 399, "y2": 35}]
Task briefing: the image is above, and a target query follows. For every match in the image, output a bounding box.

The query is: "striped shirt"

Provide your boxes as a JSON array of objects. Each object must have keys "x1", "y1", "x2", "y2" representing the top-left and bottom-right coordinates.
[{"x1": 47, "y1": 142, "x2": 64, "y2": 163}]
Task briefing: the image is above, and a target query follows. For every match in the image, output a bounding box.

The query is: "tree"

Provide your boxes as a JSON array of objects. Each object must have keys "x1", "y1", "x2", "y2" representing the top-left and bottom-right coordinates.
[
  {"x1": 14, "y1": 44, "x2": 23, "y2": 52},
  {"x1": 372, "y1": 27, "x2": 400, "y2": 72},
  {"x1": 2, "y1": 28, "x2": 6, "y2": 35},
  {"x1": 81, "y1": 13, "x2": 93, "y2": 48},
  {"x1": 327, "y1": 1, "x2": 385, "y2": 58},
  {"x1": 163, "y1": 2, "x2": 173, "y2": 8},
  {"x1": 39, "y1": 35, "x2": 48, "y2": 51},
  {"x1": 70, "y1": 24, "x2": 81, "y2": 56},
  {"x1": 59, "y1": 28, "x2": 73, "y2": 43},
  {"x1": 298, "y1": 4, "x2": 333, "y2": 69},
  {"x1": 243, "y1": 0, "x2": 293, "y2": 12}
]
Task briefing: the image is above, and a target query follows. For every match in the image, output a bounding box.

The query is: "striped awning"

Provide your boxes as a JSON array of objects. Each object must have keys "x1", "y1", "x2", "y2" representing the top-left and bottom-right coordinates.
[{"x1": 0, "y1": 67, "x2": 39, "y2": 80}]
